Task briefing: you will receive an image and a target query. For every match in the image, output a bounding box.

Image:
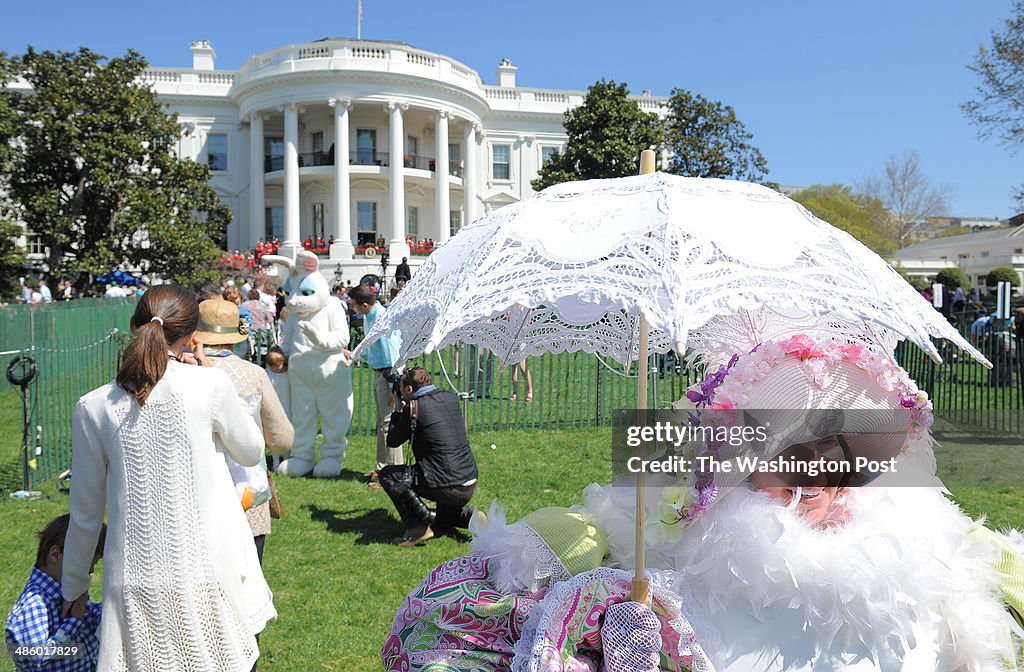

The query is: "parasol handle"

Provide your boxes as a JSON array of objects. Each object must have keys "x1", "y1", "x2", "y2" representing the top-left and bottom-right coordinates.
[
  {"x1": 639, "y1": 148, "x2": 656, "y2": 175},
  {"x1": 631, "y1": 150, "x2": 656, "y2": 604}
]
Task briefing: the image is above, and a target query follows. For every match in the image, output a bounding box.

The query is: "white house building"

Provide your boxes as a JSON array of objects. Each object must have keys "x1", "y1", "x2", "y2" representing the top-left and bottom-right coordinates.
[{"x1": 140, "y1": 38, "x2": 666, "y2": 279}]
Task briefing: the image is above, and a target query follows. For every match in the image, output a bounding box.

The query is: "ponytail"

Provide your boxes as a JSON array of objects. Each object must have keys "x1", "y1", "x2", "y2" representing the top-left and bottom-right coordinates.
[{"x1": 116, "y1": 285, "x2": 199, "y2": 406}]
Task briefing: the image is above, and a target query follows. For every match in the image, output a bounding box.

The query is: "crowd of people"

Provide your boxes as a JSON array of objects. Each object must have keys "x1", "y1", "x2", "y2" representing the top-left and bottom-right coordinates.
[
  {"x1": 14, "y1": 277, "x2": 149, "y2": 304},
  {"x1": 4, "y1": 260, "x2": 487, "y2": 670}
]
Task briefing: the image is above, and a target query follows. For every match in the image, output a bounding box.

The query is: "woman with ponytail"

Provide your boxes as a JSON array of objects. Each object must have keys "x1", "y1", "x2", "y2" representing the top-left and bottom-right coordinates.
[{"x1": 61, "y1": 284, "x2": 276, "y2": 672}]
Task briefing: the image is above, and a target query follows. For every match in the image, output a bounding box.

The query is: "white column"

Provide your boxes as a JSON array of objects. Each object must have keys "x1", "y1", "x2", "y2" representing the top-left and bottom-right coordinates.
[
  {"x1": 282, "y1": 103, "x2": 301, "y2": 259},
  {"x1": 435, "y1": 110, "x2": 451, "y2": 244},
  {"x1": 330, "y1": 98, "x2": 354, "y2": 260},
  {"x1": 463, "y1": 121, "x2": 480, "y2": 226},
  {"x1": 248, "y1": 112, "x2": 265, "y2": 248},
  {"x1": 388, "y1": 101, "x2": 411, "y2": 260}
]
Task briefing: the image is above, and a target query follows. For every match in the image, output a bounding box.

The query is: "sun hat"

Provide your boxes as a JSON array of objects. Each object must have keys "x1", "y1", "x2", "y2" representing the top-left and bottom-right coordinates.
[
  {"x1": 519, "y1": 507, "x2": 609, "y2": 577},
  {"x1": 195, "y1": 298, "x2": 249, "y2": 345},
  {"x1": 470, "y1": 504, "x2": 609, "y2": 593},
  {"x1": 666, "y1": 333, "x2": 935, "y2": 523}
]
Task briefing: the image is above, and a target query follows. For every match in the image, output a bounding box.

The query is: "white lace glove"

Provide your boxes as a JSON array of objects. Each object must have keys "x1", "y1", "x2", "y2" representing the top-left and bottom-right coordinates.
[{"x1": 600, "y1": 600, "x2": 662, "y2": 672}]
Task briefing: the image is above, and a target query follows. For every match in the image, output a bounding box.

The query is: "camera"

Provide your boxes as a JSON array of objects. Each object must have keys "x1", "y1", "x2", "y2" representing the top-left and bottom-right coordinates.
[{"x1": 381, "y1": 366, "x2": 404, "y2": 397}]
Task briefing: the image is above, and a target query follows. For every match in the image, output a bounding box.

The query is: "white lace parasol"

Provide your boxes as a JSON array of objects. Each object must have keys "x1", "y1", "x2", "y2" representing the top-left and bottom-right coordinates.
[{"x1": 355, "y1": 172, "x2": 987, "y2": 368}]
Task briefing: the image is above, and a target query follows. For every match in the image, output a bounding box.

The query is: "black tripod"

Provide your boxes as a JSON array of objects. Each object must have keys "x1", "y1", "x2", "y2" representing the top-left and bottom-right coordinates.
[
  {"x1": 6, "y1": 355, "x2": 40, "y2": 499},
  {"x1": 379, "y1": 253, "x2": 391, "y2": 295}
]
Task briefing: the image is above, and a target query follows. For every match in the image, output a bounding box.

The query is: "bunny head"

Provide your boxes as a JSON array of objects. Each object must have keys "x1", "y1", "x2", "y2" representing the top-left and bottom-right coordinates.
[{"x1": 262, "y1": 251, "x2": 331, "y2": 318}]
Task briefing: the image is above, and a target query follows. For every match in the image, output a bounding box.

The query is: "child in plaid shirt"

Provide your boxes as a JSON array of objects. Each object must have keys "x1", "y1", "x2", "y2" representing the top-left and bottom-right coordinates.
[{"x1": 5, "y1": 514, "x2": 105, "y2": 671}]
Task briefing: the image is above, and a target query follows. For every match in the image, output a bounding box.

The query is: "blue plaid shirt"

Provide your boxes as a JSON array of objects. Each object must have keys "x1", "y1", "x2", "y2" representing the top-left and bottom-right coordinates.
[{"x1": 5, "y1": 568, "x2": 101, "y2": 671}]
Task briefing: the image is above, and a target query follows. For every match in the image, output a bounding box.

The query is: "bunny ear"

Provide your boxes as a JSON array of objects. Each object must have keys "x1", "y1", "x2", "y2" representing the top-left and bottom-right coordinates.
[
  {"x1": 260, "y1": 254, "x2": 295, "y2": 270},
  {"x1": 298, "y1": 250, "x2": 319, "y2": 273}
]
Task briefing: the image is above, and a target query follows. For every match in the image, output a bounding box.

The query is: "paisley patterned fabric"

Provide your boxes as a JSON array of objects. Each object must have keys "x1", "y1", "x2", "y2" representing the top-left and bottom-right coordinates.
[
  {"x1": 383, "y1": 553, "x2": 540, "y2": 671},
  {"x1": 382, "y1": 554, "x2": 699, "y2": 672}
]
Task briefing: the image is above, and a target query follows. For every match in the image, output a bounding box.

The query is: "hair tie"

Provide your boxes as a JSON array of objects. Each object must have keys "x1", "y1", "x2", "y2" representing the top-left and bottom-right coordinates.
[{"x1": 150, "y1": 316, "x2": 165, "y2": 326}]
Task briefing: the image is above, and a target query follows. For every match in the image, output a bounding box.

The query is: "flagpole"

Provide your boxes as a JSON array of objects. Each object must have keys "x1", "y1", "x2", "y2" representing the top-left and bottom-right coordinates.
[{"x1": 357, "y1": 0, "x2": 363, "y2": 40}]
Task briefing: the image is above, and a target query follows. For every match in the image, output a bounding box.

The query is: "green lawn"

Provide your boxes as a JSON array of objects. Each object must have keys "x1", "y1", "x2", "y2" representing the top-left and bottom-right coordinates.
[{"x1": 0, "y1": 427, "x2": 1021, "y2": 670}]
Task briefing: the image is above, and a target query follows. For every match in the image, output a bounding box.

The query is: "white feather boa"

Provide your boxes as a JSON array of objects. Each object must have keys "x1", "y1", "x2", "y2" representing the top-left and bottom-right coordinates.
[{"x1": 583, "y1": 484, "x2": 1021, "y2": 671}]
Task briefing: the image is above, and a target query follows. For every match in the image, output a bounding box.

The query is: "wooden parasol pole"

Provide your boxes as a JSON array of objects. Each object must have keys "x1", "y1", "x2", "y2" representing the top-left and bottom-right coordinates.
[{"x1": 632, "y1": 149, "x2": 656, "y2": 604}]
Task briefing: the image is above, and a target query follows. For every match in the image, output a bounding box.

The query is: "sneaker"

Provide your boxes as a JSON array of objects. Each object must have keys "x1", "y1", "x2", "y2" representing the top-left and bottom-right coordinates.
[
  {"x1": 470, "y1": 508, "x2": 488, "y2": 532},
  {"x1": 395, "y1": 525, "x2": 434, "y2": 547}
]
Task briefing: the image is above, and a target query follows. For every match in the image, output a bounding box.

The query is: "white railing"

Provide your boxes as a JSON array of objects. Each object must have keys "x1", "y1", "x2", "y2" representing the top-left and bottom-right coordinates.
[
  {"x1": 297, "y1": 45, "x2": 330, "y2": 60},
  {"x1": 636, "y1": 97, "x2": 666, "y2": 112},
  {"x1": 351, "y1": 46, "x2": 387, "y2": 60},
  {"x1": 407, "y1": 52, "x2": 437, "y2": 68},
  {"x1": 484, "y1": 87, "x2": 520, "y2": 100},
  {"x1": 534, "y1": 91, "x2": 568, "y2": 104},
  {"x1": 235, "y1": 40, "x2": 484, "y2": 90},
  {"x1": 141, "y1": 69, "x2": 181, "y2": 83},
  {"x1": 198, "y1": 72, "x2": 234, "y2": 85}
]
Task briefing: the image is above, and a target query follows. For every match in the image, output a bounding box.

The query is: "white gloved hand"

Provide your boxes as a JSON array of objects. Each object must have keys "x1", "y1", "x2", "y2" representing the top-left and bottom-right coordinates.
[
  {"x1": 600, "y1": 600, "x2": 662, "y2": 672},
  {"x1": 298, "y1": 321, "x2": 324, "y2": 346}
]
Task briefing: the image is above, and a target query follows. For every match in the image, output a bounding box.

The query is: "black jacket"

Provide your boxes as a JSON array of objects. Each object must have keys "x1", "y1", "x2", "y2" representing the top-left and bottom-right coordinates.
[
  {"x1": 395, "y1": 262, "x2": 411, "y2": 282},
  {"x1": 386, "y1": 388, "x2": 477, "y2": 488}
]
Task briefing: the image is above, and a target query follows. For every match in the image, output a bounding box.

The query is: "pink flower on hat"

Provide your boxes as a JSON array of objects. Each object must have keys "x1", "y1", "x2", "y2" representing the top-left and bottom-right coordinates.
[
  {"x1": 839, "y1": 342, "x2": 865, "y2": 362},
  {"x1": 804, "y1": 357, "x2": 829, "y2": 388},
  {"x1": 781, "y1": 334, "x2": 825, "y2": 360}
]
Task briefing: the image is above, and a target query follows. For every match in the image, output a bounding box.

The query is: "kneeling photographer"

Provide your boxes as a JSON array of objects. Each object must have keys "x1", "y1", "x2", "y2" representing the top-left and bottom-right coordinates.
[{"x1": 381, "y1": 367, "x2": 481, "y2": 547}]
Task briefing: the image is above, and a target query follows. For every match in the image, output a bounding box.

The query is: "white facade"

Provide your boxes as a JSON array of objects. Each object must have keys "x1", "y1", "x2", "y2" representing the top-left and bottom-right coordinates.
[
  {"x1": 892, "y1": 224, "x2": 1024, "y2": 293},
  {"x1": 144, "y1": 39, "x2": 666, "y2": 279}
]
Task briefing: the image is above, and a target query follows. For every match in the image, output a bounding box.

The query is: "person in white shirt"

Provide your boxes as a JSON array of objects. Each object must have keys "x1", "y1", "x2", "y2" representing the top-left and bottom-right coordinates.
[{"x1": 38, "y1": 279, "x2": 53, "y2": 303}]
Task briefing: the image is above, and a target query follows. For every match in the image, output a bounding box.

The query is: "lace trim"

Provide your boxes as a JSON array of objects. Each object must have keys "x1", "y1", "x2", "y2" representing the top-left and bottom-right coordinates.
[{"x1": 471, "y1": 504, "x2": 573, "y2": 594}]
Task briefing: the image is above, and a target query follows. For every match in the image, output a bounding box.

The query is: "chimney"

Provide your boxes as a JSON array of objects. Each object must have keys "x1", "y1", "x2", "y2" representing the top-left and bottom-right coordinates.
[
  {"x1": 496, "y1": 58, "x2": 517, "y2": 88},
  {"x1": 191, "y1": 40, "x2": 216, "y2": 71}
]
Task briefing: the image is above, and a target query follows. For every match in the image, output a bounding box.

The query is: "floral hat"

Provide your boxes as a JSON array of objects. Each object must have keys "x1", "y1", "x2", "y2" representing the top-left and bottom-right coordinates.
[{"x1": 653, "y1": 333, "x2": 935, "y2": 529}]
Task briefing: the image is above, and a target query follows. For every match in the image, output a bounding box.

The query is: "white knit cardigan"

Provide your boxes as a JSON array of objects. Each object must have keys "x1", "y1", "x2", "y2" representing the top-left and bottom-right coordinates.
[{"x1": 63, "y1": 361, "x2": 275, "y2": 672}]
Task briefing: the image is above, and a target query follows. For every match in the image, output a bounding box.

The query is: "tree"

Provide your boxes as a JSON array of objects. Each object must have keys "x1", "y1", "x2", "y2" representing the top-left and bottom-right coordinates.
[
  {"x1": 662, "y1": 88, "x2": 770, "y2": 183},
  {"x1": 5, "y1": 47, "x2": 230, "y2": 288},
  {"x1": 0, "y1": 53, "x2": 26, "y2": 298},
  {"x1": 935, "y1": 267, "x2": 972, "y2": 292},
  {"x1": 860, "y1": 150, "x2": 949, "y2": 249},
  {"x1": 963, "y1": 2, "x2": 1024, "y2": 206},
  {"x1": 532, "y1": 80, "x2": 662, "y2": 191},
  {"x1": 987, "y1": 265, "x2": 1020, "y2": 290},
  {"x1": 790, "y1": 184, "x2": 896, "y2": 256}
]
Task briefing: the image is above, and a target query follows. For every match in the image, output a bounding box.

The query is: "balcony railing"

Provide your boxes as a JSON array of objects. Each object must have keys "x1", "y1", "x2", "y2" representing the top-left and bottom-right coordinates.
[
  {"x1": 263, "y1": 152, "x2": 464, "y2": 177},
  {"x1": 351, "y1": 150, "x2": 389, "y2": 167}
]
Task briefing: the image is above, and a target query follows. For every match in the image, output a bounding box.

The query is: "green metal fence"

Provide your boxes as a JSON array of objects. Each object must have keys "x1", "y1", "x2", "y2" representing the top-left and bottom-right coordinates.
[
  {"x1": 896, "y1": 327, "x2": 1023, "y2": 434},
  {"x1": 1, "y1": 299, "x2": 135, "y2": 487},
  {"x1": 2, "y1": 298, "x2": 1020, "y2": 489}
]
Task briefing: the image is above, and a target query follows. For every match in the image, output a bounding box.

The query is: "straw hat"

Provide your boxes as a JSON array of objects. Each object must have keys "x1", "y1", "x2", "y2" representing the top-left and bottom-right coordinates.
[{"x1": 195, "y1": 298, "x2": 249, "y2": 345}]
